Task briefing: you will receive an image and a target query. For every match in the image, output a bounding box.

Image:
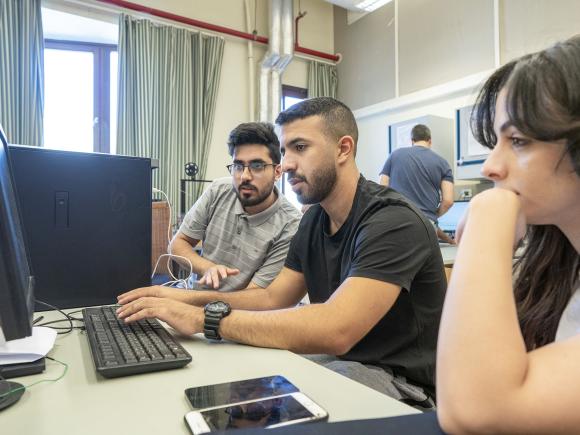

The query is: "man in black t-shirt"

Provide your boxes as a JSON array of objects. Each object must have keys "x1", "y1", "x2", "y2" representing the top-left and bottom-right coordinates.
[{"x1": 117, "y1": 98, "x2": 447, "y2": 405}]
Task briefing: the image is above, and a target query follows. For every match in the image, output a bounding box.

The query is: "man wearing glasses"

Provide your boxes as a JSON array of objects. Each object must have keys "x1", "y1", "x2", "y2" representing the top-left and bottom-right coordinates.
[{"x1": 169, "y1": 122, "x2": 302, "y2": 292}]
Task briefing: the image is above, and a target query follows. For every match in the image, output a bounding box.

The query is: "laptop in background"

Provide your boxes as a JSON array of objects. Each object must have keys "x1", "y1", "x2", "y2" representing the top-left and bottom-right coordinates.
[{"x1": 438, "y1": 200, "x2": 469, "y2": 239}]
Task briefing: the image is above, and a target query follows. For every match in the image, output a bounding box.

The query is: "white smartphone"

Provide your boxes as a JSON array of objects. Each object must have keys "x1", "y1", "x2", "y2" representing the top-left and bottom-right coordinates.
[{"x1": 184, "y1": 392, "x2": 328, "y2": 434}]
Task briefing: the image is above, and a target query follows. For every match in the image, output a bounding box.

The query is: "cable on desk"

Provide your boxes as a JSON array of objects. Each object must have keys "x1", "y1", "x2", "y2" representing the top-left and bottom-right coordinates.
[
  {"x1": 66, "y1": 309, "x2": 84, "y2": 322},
  {"x1": 35, "y1": 300, "x2": 74, "y2": 334},
  {"x1": 152, "y1": 253, "x2": 193, "y2": 288},
  {"x1": 0, "y1": 356, "x2": 68, "y2": 400},
  {"x1": 34, "y1": 319, "x2": 85, "y2": 332}
]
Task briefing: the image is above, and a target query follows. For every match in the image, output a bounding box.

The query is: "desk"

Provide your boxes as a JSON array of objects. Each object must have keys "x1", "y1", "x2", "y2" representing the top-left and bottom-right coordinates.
[
  {"x1": 439, "y1": 245, "x2": 457, "y2": 266},
  {"x1": 3, "y1": 310, "x2": 417, "y2": 435}
]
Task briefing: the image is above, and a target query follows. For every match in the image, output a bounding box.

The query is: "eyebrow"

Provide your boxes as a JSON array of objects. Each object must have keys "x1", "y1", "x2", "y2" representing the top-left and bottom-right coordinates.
[
  {"x1": 233, "y1": 159, "x2": 268, "y2": 164},
  {"x1": 499, "y1": 120, "x2": 515, "y2": 133}
]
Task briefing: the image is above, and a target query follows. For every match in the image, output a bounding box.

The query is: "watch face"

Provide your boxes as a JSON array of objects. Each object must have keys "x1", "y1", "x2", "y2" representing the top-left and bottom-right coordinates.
[{"x1": 206, "y1": 301, "x2": 230, "y2": 314}]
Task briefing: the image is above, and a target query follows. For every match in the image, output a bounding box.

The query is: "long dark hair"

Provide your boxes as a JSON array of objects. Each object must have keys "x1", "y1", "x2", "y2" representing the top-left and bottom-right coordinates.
[{"x1": 471, "y1": 35, "x2": 580, "y2": 350}]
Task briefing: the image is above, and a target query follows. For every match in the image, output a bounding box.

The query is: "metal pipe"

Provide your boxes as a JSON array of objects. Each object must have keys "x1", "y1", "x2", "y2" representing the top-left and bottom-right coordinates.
[
  {"x1": 270, "y1": 0, "x2": 294, "y2": 121},
  {"x1": 294, "y1": 11, "x2": 340, "y2": 63},
  {"x1": 244, "y1": 0, "x2": 256, "y2": 121},
  {"x1": 96, "y1": 0, "x2": 340, "y2": 62},
  {"x1": 259, "y1": 0, "x2": 283, "y2": 122},
  {"x1": 98, "y1": 0, "x2": 267, "y2": 43}
]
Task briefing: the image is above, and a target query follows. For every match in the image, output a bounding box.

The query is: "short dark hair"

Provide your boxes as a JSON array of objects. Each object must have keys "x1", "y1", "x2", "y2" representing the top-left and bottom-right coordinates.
[
  {"x1": 227, "y1": 122, "x2": 281, "y2": 164},
  {"x1": 411, "y1": 124, "x2": 431, "y2": 142},
  {"x1": 275, "y1": 97, "x2": 359, "y2": 153}
]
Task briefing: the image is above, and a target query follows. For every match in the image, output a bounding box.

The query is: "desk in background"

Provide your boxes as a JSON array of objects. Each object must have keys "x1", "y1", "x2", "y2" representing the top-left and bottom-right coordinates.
[
  {"x1": 3, "y1": 310, "x2": 418, "y2": 435},
  {"x1": 440, "y1": 244, "x2": 457, "y2": 267}
]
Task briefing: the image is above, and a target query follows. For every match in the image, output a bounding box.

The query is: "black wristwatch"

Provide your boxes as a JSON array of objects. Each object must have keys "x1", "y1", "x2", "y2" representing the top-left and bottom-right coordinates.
[{"x1": 203, "y1": 301, "x2": 232, "y2": 340}]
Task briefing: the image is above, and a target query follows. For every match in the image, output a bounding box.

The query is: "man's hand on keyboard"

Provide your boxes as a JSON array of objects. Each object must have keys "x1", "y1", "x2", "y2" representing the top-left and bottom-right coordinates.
[
  {"x1": 116, "y1": 297, "x2": 203, "y2": 336},
  {"x1": 117, "y1": 286, "x2": 195, "y2": 306},
  {"x1": 197, "y1": 264, "x2": 240, "y2": 289}
]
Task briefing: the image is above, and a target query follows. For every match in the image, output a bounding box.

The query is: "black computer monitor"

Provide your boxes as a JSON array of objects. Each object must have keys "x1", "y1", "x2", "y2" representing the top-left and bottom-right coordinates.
[
  {"x1": 0, "y1": 125, "x2": 35, "y2": 343},
  {"x1": 8, "y1": 145, "x2": 152, "y2": 309}
]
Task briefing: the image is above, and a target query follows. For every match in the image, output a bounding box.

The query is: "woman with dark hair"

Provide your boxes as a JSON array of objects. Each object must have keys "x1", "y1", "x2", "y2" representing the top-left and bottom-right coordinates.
[{"x1": 437, "y1": 35, "x2": 580, "y2": 433}]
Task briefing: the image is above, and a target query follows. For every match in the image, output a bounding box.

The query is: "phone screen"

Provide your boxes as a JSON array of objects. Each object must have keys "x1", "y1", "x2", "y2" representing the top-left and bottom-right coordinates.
[
  {"x1": 185, "y1": 375, "x2": 298, "y2": 410},
  {"x1": 200, "y1": 394, "x2": 319, "y2": 431}
]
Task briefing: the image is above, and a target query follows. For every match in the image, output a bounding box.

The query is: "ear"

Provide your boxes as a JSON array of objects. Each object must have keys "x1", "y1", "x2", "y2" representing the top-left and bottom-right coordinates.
[
  {"x1": 337, "y1": 135, "x2": 356, "y2": 163},
  {"x1": 274, "y1": 164, "x2": 282, "y2": 181}
]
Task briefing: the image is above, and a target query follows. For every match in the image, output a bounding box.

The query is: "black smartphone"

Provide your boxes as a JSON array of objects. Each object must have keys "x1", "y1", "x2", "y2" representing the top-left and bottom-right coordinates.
[{"x1": 185, "y1": 375, "x2": 299, "y2": 410}]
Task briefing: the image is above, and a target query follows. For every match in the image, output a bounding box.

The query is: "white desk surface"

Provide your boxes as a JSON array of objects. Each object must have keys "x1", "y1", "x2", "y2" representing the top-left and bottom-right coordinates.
[
  {"x1": 3, "y1": 310, "x2": 417, "y2": 435},
  {"x1": 439, "y1": 245, "x2": 457, "y2": 266}
]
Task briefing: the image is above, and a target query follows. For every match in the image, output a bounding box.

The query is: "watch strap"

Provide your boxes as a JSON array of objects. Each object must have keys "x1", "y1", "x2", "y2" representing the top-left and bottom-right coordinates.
[{"x1": 203, "y1": 312, "x2": 223, "y2": 340}]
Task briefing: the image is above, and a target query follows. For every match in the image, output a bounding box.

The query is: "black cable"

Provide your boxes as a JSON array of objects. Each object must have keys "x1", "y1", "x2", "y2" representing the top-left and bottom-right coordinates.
[
  {"x1": 35, "y1": 299, "x2": 74, "y2": 335},
  {"x1": 66, "y1": 309, "x2": 84, "y2": 322},
  {"x1": 35, "y1": 319, "x2": 84, "y2": 331}
]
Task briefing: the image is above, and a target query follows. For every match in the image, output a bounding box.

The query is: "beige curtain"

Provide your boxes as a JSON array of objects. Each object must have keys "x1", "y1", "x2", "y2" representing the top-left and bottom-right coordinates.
[
  {"x1": 307, "y1": 60, "x2": 338, "y2": 98},
  {"x1": 117, "y1": 15, "x2": 224, "y2": 224}
]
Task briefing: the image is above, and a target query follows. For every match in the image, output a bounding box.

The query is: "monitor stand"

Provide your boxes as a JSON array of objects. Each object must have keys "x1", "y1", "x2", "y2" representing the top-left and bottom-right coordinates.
[{"x1": 0, "y1": 380, "x2": 25, "y2": 411}]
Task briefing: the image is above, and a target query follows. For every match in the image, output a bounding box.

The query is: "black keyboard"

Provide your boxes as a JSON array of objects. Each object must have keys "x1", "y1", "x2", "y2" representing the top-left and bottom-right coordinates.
[{"x1": 83, "y1": 306, "x2": 192, "y2": 378}]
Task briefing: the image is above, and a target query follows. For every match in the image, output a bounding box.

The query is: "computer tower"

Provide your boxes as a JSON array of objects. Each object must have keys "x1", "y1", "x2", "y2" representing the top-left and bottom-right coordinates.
[{"x1": 8, "y1": 146, "x2": 152, "y2": 309}]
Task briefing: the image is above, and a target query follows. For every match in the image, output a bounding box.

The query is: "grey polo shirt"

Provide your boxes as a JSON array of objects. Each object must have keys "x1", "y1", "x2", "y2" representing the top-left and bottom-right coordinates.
[{"x1": 179, "y1": 177, "x2": 302, "y2": 291}]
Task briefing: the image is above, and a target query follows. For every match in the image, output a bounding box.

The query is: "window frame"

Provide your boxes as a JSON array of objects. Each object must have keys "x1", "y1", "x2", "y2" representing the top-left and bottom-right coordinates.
[
  {"x1": 279, "y1": 85, "x2": 307, "y2": 206},
  {"x1": 44, "y1": 39, "x2": 117, "y2": 153},
  {"x1": 281, "y1": 85, "x2": 307, "y2": 110}
]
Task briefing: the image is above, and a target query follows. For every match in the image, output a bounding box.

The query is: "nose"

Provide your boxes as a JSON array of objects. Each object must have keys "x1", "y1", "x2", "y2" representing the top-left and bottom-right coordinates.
[
  {"x1": 281, "y1": 155, "x2": 296, "y2": 174},
  {"x1": 481, "y1": 144, "x2": 508, "y2": 182},
  {"x1": 240, "y1": 166, "x2": 253, "y2": 182}
]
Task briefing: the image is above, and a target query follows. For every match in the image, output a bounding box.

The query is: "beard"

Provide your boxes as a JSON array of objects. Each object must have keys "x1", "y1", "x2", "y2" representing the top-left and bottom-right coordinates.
[
  {"x1": 289, "y1": 163, "x2": 337, "y2": 205},
  {"x1": 234, "y1": 179, "x2": 275, "y2": 207}
]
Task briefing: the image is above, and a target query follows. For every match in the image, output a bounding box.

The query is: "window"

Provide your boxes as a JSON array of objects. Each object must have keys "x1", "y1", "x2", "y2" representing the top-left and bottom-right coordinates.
[
  {"x1": 42, "y1": 8, "x2": 118, "y2": 154},
  {"x1": 44, "y1": 40, "x2": 117, "y2": 153},
  {"x1": 280, "y1": 86, "x2": 307, "y2": 210},
  {"x1": 282, "y1": 85, "x2": 307, "y2": 111}
]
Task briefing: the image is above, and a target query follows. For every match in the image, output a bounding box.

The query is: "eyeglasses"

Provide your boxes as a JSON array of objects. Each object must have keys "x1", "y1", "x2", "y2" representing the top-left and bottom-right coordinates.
[{"x1": 226, "y1": 162, "x2": 277, "y2": 176}]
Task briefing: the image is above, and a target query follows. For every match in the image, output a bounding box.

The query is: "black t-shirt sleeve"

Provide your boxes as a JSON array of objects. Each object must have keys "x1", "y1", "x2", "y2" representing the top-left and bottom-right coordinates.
[
  {"x1": 348, "y1": 205, "x2": 432, "y2": 291},
  {"x1": 284, "y1": 228, "x2": 303, "y2": 273},
  {"x1": 284, "y1": 206, "x2": 319, "y2": 273}
]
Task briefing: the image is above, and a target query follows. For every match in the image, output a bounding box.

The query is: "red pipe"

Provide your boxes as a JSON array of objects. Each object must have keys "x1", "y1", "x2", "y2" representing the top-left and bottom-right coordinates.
[
  {"x1": 98, "y1": 0, "x2": 267, "y2": 43},
  {"x1": 97, "y1": 0, "x2": 339, "y2": 62},
  {"x1": 295, "y1": 45, "x2": 339, "y2": 62},
  {"x1": 294, "y1": 11, "x2": 339, "y2": 63}
]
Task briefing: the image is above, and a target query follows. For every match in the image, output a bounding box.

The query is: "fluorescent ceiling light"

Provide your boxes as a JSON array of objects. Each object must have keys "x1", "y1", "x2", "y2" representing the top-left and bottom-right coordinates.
[{"x1": 356, "y1": 0, "x2": 393, "y2": 12}]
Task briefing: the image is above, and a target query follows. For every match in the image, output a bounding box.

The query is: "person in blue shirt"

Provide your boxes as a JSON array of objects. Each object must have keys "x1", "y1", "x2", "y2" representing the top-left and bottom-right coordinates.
[{"x1": 380, "y1": 124, "x2": 455, "y2": 243}]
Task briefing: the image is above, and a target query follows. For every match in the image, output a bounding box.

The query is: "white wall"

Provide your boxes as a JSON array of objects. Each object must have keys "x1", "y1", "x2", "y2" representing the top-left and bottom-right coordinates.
[
  {"x1": 354, "y1": 73, "x2": 484, "y2": 183},
  {"x1": 349, "y1": 0, "x2": 580, "y2": 193}
]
